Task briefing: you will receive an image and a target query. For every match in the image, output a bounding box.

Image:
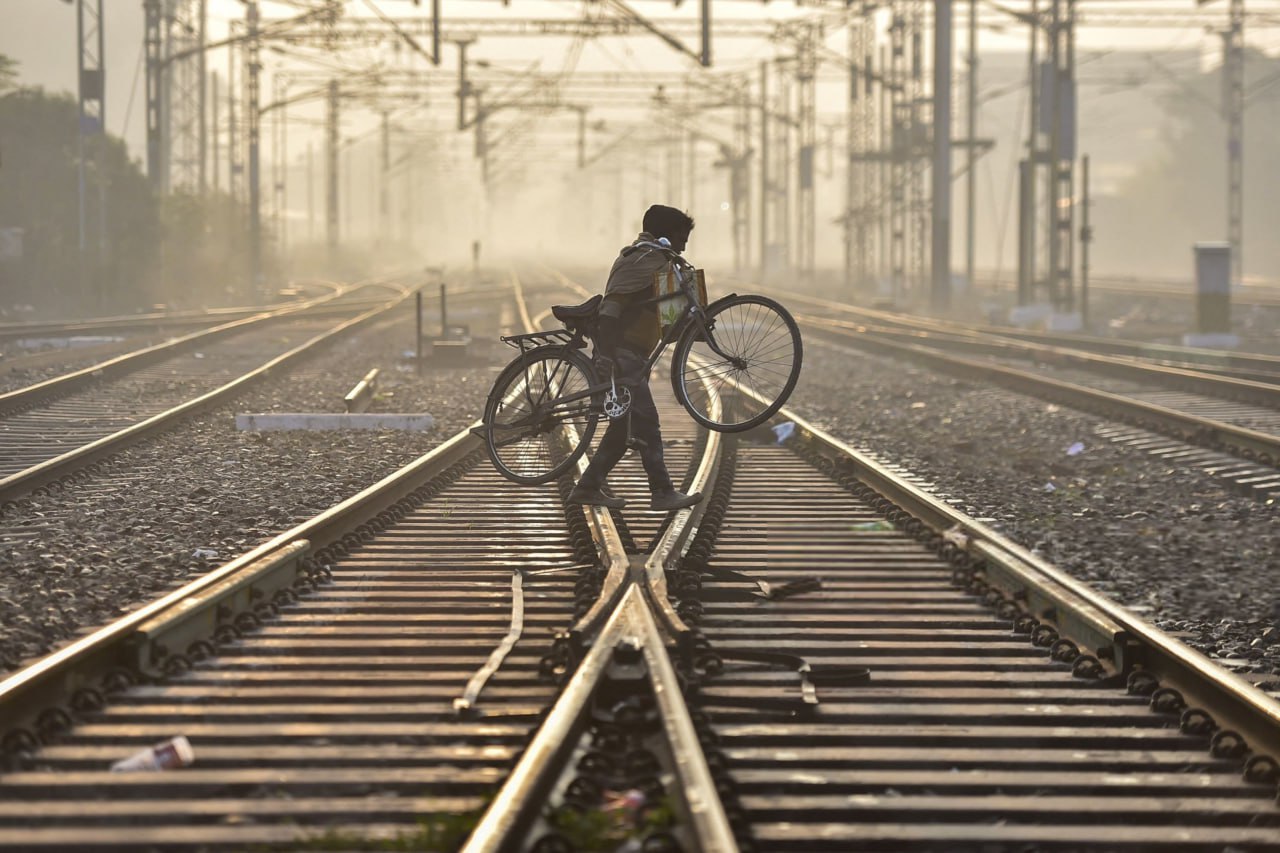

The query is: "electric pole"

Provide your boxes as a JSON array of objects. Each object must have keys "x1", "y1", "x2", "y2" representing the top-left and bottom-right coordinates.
[
  {"x1": 326, "y1": 79, "x2": 340, "y2": 254},
  {"x1": 931, "y1": 0, "x2": 953, "y2": 311},
  {"x1": 76, "y1": 0, "x2": 106, "y2": 312},
  {"x1": 965, "y1": 0, "x2": 978, "y2": 293},
  {"x1": 1223, "y1": 0, "x2": 1245, "y2": 287},
  {"x1": 246, "y1": 0, "x2": 262, "y2": 295},
  {"x1": 380, "y1": 111, "x2": 390, "y2": 246}
]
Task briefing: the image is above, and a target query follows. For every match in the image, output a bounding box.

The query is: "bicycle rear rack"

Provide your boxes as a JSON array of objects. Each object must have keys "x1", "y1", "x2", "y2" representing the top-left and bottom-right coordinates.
[{"x1": 500, "y1": 329, "x2": 580, "y2": 352}]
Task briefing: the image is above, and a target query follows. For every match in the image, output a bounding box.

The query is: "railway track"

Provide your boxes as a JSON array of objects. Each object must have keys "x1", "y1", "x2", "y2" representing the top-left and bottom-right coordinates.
[
  {"x1": 752, "y1": 288, "x2": 1280, "y2": 501},
  {"x1": 0, "y1": 280, "x2": 420, "y2": 505},
  {"x1": 768, "y1": 289, "x2": 1280, "y2": 387},
  {"x1": 0, "y1": 271, "x2": 1277, "y2": 849},
  {"x1": 973, "y1": 274, "x2": 1280, "y2": 311},
  {"x1": 0, "y1": 280, "x2": 346, "y2": 345}
]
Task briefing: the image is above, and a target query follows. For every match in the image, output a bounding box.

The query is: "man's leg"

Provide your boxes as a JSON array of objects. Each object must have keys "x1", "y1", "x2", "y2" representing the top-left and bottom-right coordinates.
[
  {"x1": 577, "y1": 417, "x2": 628, "y2": 490},
  {"x1": 612, "y1": 352, "x2": 703, "y2": 512},
  {"x1": 623, "y1": 373, "x2": 674, "y2": 494},
  {"x1": 571, "y1": 353, "x2": 639, "y2": 508}
]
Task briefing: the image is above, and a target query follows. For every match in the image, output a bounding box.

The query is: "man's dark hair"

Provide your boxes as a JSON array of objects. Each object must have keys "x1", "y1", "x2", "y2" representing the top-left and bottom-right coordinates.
[{"x1": 642, "y1": 204, "x2": 695, "y2": 240}]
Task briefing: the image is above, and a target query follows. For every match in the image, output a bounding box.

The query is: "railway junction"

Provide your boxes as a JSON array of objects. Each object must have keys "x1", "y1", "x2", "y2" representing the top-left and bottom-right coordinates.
[{"x1": 2, "y1": 1, "x2": 1280, "y2": 850}]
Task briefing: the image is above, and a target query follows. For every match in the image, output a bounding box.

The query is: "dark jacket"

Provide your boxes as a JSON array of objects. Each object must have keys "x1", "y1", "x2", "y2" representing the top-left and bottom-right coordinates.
[{"x1": 600, "y1": 232, "x2": 675, "y2": 353}]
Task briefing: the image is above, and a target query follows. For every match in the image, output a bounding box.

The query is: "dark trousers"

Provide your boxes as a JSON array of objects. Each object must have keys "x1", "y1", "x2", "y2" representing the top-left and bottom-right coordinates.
[{"x1": 579, "y1": 348, "x2": 674, "y2": 494}]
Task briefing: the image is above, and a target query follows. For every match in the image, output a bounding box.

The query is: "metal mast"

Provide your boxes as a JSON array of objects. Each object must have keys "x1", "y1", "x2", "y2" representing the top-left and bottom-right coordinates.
[
  {"x1": 76, "y1": 0, "x2": 106, "y2": 309},
  {"x1": 167, "y1": 0, "x2": 207, "y2": 192},
  {"x1": 845, "y1": 6, "x2": 874, "y2": 290},
  {"x1": 1046, "y1": 0, "x2": 1076, "y2": 312},
  {"x1": 930, "y1": 0, "x2": 953, "y2": 310},
  {"x1": 145, "y1": 0, "x2": 164, "y2": 190},
  {"x1": 758, "y1": 60, "x2": 768, "y2": 274},
  {"x1": 796, "y1": 25, "x2": 817, "y2": 279},
  {"x1": 326, "y1": 79, "x2": 340, "y2": 253},
  {"x1": 888, "y1": 5, "x2": 908, "y2": 300},
  {"x1": 908, "y1": 0, "x2": 927, "y2": 296},
  {"x1": 1225, "y1": 0, "x2": 1244, "y2": 287},
  {"x1": 246, "y1": 0, "x2": 262, "y2": 293},
  {"x1": 965, "y1": 0, "x2": 978, "y2": 292}
]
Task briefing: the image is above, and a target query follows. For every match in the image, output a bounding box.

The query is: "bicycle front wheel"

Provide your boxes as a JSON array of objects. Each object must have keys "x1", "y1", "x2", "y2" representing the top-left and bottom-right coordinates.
[
  {"x1": 671, "y1": 294, "x2": 803, "y2": 433},
  {"x1": 482, "y1": 347, "x2": 601, "y2": 485}
]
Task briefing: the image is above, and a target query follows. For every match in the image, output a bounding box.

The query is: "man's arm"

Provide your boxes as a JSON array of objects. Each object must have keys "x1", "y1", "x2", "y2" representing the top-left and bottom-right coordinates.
[
  {"x1": 594, "y1": 287, "x2": 651, "y2": 373},
  {"x1": 594, "y1": 297, "x2": 623, "y2": 363}
]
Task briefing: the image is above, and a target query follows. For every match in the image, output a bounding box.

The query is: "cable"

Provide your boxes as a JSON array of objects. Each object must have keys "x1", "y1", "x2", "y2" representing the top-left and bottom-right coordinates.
[{"x1": 120, "y1": 39, "x2": 145, "y2": 139}]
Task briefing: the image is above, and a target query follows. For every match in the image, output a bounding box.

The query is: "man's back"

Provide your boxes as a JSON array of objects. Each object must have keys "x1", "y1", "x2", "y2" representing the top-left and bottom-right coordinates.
[{"x1": 602, "y1": 232, "x2": 674, "y2": 353}]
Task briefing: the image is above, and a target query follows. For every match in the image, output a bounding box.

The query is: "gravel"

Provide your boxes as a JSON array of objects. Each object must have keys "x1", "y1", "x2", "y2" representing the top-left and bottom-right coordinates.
[
  {"x1": 7, "y1": 282, "x2": 1277, "y2": 693},
  {"x1": 787, "y1": 337, "x2": 1280, "y2": 684},
  {"x1": 0, "y1": 337, "x2": 161, "y2": 395},
  {"x1": 0, "y1": 299, "x2": 503, "y2": 671}
]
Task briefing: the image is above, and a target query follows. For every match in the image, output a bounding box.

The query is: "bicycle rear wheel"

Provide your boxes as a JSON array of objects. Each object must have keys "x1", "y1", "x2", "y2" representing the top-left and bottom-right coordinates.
[
  {"x1": 482, "y1": 347, "x2": 601, "y2": 485},
  {"x1": 671, "y1": 294, "x2": 802, "y2": 433}
]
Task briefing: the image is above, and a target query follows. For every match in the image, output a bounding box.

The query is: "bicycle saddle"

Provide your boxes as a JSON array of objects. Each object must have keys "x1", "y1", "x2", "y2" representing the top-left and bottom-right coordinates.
[{"x1": 551, "y1": 294, "x2": 602, "y2": 325}]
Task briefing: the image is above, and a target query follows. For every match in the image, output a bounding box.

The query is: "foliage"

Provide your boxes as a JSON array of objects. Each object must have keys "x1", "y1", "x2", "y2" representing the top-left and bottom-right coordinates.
[
  {"x1": 293, "y1": 806, "x2": 485, "y2": 851},
  {"x1": 0, "y1": 54, "x2": 17, "y2": 93},
  {"x1": 543, "y1": 796, "x2": 676, "y2": 852},
  {"x1": 0, "y1": 84, "x2": 158, "y2": 318},
  {"x1": 158, "y1": 189, "x2": 266, "y2": 307},
  {"x1": 1094, "y1": 48, "x2": 1280, "y2": 280},
  {"x1": 0, "y1": 55, "x2": 272, "y2": 319}
]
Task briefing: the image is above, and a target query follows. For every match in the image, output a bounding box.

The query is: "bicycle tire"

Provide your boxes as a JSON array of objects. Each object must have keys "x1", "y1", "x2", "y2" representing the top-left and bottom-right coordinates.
[
  {"x1": 482, "y1": 346, "x2": 601, "y2": 485},
  {"x1": 670, "y1": 294, "x2": 803, "y2": 433}
]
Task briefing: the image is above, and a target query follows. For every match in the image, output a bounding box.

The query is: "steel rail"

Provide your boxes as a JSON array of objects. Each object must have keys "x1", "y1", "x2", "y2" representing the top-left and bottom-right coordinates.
[
  {"x1": 0, "y1": 283, "x2": 366, "y2": 419},
  {"x1": 760, "y1": 286, "x2": 1280, "y2": 390},
  {"x1": 797, "y1": 315, "x2": 1280, "y2": 466},
  {"x1": 0, "y1": 423, "x2": 484, "y2": 751},
  {"x1": 729, "y1": 385, "x2": 1280, "y2": 789},
  {"x1": 463, "y1": 270, "x2": 736, "y2": 852},
  {"x1": 536, "y1": 268, "x2": 724, "y2": 644},
  {"x1": 966, "y1": 274, "x2": 1280, "y2": 308},
  {"x1": 0, "y1": 290, "x2": 415, "y2": 505},
  {"x1": 803, "y1": 312, "x2": 1280, "y2": 410},
  {"x1": 0, "y1": 282, "x2": 344, "y2": 343}
]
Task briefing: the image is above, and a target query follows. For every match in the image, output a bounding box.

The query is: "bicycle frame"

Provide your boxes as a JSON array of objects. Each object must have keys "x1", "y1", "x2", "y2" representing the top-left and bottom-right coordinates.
[
  {"x1": 488, "y1": 260, "x2": 736, "y2": 435},
  {"x1": 639, "y1": 262, "x2": 739, "y2": 378}
]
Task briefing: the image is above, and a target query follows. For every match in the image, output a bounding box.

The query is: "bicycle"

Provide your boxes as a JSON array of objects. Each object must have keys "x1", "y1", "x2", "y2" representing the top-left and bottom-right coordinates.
[{"x1": 478, "y1": 258, "x2": 803, "y2": 485}]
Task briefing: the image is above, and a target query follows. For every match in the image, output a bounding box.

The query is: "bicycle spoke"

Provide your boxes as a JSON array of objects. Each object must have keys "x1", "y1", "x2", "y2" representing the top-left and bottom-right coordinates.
[
  {"x1": 486, "y1": 349, "x2": 599, "y2": 481},
  {"x1": 676, "y1": 295, "x2": 800, "y2": 429}
]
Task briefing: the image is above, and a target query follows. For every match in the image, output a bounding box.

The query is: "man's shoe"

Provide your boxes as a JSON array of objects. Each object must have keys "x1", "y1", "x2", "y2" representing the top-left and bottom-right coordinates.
[
  {"x1": 569, "y1": 483, "x2": 627, "y2": 509},
  {"x1": 649, "y1": 489, "x2": 703, "y2": 512}
]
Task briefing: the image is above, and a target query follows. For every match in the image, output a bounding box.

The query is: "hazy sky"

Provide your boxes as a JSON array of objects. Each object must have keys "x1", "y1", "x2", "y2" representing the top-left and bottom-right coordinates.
[
  {"x1": 3, "y1": 0, "x2": 1268, "y2": 163},
  {"x1": 5, "y1": 0, "x2": 1276, "y2": 270}
]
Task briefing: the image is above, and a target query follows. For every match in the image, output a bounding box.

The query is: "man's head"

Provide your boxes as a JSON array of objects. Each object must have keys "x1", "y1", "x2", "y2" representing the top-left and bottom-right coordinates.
[{"x1": 642, "y1": 204, "x2": 695, "y2": 253}]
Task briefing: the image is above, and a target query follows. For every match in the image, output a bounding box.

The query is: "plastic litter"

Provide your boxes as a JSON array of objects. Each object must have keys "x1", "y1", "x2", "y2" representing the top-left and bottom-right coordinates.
[
  {"x1": 942, "y1": 525, "x2": 970, "y2": 550},
  {"x1": 1042, "y1": 482, "x2": 1057, "y2": 493},
  {"x1": 772, "y1": 421, "x2": 797, "y2": 444},
  {"x1": 851, "y1": 520, "x2": 895, "y2": 532},
  {"x1": 110, "y1": 736, "x2": 194, "y2": 772},
  {"x1": 761, "y1": 577, "x2": 823, "y2": 601},
  {"x1": 1066, "y1": 442, "x2": 1085, "y2": 456},
  {"x1": 191, "y1": 548, "x2": 219, "y2": 560},
  {"x1": 603, "y1": 788, "x2": 647, "y2": 818}
]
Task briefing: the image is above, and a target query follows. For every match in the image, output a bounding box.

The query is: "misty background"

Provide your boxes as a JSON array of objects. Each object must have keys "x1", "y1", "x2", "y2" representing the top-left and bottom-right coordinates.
[{"x1": 2, "y1": 2, "x2": 1278, "y2": 317}]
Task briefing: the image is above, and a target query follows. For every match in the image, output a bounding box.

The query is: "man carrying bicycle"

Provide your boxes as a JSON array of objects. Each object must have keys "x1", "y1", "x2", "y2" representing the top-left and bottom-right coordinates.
[{"x1": 568, "y1": 204, "x2": 704, "y2": 513}]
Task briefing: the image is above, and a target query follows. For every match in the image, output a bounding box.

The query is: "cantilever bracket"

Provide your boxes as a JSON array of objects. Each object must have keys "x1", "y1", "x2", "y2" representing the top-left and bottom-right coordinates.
[{"x1": 604, "y1": 0, "x2": 711, "y2": 67}]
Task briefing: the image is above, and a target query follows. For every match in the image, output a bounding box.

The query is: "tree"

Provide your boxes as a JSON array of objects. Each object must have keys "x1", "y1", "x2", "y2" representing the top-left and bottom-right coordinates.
[
  {"x1": 0, "y1": 83, "x2": 160, "y2": 316},
  {"x1": 0, "y1": 54, "x2": 17, "y2": 94}
]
